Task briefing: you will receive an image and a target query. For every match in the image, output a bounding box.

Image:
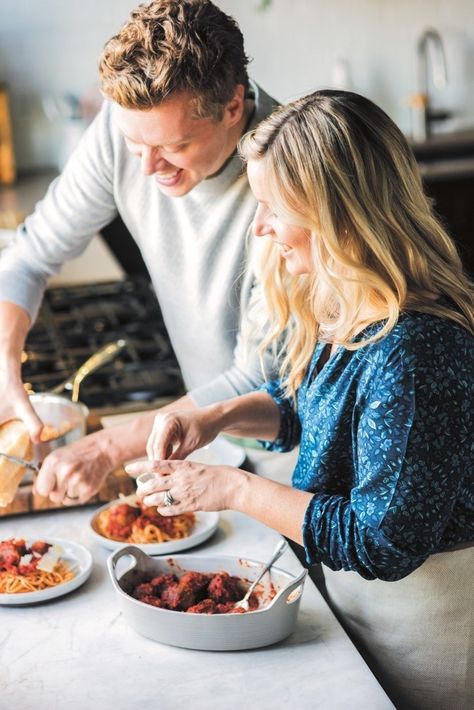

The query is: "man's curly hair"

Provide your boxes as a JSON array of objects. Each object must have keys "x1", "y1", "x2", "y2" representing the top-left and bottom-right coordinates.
[{"x1": 99, "y1": 0, "x2": 249, "y2": 120}]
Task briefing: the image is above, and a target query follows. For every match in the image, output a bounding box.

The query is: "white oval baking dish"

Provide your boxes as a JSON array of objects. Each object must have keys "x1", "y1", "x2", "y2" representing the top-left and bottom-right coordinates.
[{"x1": 107, "y1": 545, "x2": 307, "y2": 651}]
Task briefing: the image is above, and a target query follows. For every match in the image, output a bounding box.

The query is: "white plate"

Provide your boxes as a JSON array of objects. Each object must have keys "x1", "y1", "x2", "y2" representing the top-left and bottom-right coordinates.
[
  {"x1": 0, "y1": 537, "x2": 93, "y2": 606},
  {"x1": 90, "y1": 503, "x2": 219, "y2": 555}
]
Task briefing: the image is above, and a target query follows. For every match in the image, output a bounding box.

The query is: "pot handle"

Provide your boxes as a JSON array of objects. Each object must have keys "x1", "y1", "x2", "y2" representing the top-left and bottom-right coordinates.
[
  {"x1": 107, "y1": 545, "x2": 149, "y2": 591},
  {"x1": 51, "y1": 338, "x2": 127, "y2": 402},
  {"x1": 268, "y1": 567, "x2": 308, "y2": 610}
]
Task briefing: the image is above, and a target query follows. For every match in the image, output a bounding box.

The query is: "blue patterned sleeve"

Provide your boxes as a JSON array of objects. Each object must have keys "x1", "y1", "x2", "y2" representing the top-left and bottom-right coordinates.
[
  {"x1": 302, "y1": 328, "x2": 473, "y2": 581},
  {"x1": 257, "y1": 380, "x2": 301, "y2": 452}
]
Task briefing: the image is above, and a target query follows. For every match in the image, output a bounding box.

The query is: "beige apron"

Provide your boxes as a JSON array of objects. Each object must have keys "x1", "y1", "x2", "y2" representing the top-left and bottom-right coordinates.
[{"x1": 323, "y1": 546, "x2": 474, "y2": 710}]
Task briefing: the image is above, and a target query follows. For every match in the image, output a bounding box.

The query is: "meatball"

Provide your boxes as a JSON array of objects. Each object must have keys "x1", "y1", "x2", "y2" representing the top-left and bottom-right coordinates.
[
  {"x1": 208, "y1": 573, "x2": 243, "y2": 604},
  {"x1": 187, "y1": 598, "x2": 217, "y2": 614},
  {"x1": 0, "y1": 539, "x2": 23, "y2": 571},
  {"x1": 139, "y1": 595, "x2": 164, "y2": 608},
  {"x1": 107, "y1": 504, "x2": 140, "y2": 540},
  {"x1": 160, "y1": 581, "x2": 184, "y2": 610},
  {"x1": 30, "y1": 540, "x2": 51, "y2": 556},
  {"x1": 149, "y1": 573, "x2": 178, "y2": 594},
  {"x1": 133, "y1": 582, "x2": 156, "y2": 599}
]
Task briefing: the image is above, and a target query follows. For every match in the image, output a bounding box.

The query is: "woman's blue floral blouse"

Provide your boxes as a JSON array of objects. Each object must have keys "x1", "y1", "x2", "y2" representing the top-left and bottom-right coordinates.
[{"x1": 260, "y1": 313, "x2": 473, "y2": 581}]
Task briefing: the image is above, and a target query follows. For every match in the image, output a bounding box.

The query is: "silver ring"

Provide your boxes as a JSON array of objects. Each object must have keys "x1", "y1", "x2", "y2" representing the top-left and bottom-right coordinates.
[
  {"x1": 65, "y1": 494, "x2": 80, "y2": 501},
  {"x1": 163, "y1": 490, "x2": 175, "y2": 507}
]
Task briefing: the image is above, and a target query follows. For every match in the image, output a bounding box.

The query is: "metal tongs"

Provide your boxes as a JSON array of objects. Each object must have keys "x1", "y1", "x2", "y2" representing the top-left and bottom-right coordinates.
[{"x1": 0, "y1": 452, "x2": 39, "y2": 472}]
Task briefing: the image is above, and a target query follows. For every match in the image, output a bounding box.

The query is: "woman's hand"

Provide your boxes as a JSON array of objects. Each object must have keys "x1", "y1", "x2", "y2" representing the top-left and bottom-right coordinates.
[
  {"x1": 145, "y1": 408, "x2": 221, "y2": 461},
  {"x1": 127, "y1": 456, "x2": 311, "y2": 547},
  {"x1": 126, "y1": 459, "x2": 246, "y2": 515}
]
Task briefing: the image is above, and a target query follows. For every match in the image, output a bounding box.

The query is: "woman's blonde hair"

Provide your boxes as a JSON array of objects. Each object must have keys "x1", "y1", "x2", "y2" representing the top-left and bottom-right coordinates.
[{"x1": 240, "y1": 90, "x2": 474, "y2": 398}]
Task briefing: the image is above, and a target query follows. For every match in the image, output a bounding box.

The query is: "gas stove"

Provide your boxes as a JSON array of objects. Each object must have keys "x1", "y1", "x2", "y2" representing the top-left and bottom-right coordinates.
[{"x1": 22, "y1": 278, "x2": 185, "y2": 413}]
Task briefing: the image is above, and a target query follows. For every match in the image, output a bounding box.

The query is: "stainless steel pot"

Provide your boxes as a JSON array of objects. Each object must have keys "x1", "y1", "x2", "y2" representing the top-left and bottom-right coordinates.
[
  {"x1": 29, "y1": 393, "x2": 90, "y2": 462},
  {"x1": 28, "y1": 339, "x2": 126, "y2": 461}
]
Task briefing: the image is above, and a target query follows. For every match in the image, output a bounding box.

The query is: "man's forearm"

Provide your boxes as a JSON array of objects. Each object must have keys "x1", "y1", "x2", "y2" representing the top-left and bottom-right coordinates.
[
  {"x1": 0, "y1": 301, "x2": 31, "y2": 364},
  {"x1": 93, "y1": 394, "x2": 197, "y2": 467}
]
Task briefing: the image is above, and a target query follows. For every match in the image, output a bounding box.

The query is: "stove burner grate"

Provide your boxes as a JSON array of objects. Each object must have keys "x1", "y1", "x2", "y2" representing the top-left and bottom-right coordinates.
[{"x1": 22, "y1": 278, "x2": 185, "y2": 410}]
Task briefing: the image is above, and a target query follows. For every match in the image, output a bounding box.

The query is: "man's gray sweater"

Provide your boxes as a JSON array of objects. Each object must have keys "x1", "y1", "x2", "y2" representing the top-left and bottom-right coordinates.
[{"x1": 0, "y1": 84, "x2": 278, "y2": 406}]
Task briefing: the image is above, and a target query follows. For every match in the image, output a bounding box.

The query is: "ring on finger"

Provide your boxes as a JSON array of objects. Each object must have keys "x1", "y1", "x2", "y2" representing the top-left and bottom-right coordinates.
[{"x1": 163, "y1": 490, "x2": 175, "y2": 507}]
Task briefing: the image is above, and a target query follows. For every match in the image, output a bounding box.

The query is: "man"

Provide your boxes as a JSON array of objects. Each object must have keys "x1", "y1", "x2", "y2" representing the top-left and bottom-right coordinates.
[{"x1": 0, "y1": 0, "x2": 278, "y2": 503}]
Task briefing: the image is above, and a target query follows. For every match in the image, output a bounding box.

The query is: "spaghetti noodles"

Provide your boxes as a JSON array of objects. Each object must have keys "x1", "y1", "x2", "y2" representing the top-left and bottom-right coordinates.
[
  {"x1": 0, "y1": 539, "x2": 75, "y2": 594},
  {"x1": 95, "y1": 502, "x2": 195, "y2": 544}
]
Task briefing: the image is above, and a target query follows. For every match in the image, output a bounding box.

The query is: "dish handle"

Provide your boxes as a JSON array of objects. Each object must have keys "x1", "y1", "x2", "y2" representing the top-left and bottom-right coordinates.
[
  {"x1": 107, "y1": 545, "x2": 149, "y2": 591},
  {"x1": 270, "y1": 567, "x2": 308, "y2": 610}
]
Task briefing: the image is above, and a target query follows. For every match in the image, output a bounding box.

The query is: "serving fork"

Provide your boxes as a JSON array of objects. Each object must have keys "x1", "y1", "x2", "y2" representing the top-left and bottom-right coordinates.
[
  {"x1": 0, "y1": 452, "x2": 39, "y2": 472},
  {"x1": 234, "y1": 539, "x2": 287, "y2": 611}
]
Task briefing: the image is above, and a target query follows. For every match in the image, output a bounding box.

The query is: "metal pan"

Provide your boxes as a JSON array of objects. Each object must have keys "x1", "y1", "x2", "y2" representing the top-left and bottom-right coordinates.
[{"x1": 28, "y1": 339, "x2": 127, "y2": 461}]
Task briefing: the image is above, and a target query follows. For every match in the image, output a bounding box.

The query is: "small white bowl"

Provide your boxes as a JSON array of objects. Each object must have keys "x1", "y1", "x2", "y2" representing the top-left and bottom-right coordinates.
[{"x1": 107, "y1": 546, "x2": 307, "y2": 651}]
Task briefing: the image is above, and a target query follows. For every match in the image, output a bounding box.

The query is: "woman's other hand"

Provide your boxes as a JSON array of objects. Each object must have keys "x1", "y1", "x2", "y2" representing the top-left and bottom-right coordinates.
[{"x1": 145, "y1": 408, "x2": 220, "y2": 461}]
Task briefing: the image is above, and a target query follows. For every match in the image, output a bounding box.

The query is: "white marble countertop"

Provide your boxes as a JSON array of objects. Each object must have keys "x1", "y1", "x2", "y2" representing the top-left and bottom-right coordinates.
[{"x1": 0, "y1": 499, "x2": 393, "y2": 709}]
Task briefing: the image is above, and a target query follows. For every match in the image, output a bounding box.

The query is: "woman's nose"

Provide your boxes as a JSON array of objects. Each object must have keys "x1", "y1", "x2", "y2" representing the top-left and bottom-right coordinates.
[{"x1": 253, "y1": 208, "x2": 272, "y2": 238}]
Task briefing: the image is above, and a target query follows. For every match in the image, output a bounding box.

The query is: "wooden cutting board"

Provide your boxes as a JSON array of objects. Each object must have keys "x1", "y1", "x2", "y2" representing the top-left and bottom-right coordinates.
[{"x1": 0, "y1": 413, "x2": 136, "y2": 517}]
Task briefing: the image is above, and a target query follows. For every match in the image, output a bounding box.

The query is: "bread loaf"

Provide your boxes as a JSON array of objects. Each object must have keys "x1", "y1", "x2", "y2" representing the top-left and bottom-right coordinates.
[{"x1": 0, "y1": 419, "x2": 32, "y2": 507}]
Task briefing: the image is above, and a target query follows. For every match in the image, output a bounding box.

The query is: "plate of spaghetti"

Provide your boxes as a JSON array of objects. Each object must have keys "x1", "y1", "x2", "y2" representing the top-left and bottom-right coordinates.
[
  {"x1": 90, "y1": 497, "x2": 219, "y2": 554},
  {"x1": 0, "y1": 537, "x2": 93, "y2": 605}
]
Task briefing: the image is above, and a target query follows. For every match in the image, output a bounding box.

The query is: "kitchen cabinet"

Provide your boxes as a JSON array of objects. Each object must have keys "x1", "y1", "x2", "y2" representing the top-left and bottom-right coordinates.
[
  {"x1": 424, "y1": 174, "x2": 474, "y2": 277},
  {"x1": 412, "y1": 129, "x2": 474, "y2": 277}
]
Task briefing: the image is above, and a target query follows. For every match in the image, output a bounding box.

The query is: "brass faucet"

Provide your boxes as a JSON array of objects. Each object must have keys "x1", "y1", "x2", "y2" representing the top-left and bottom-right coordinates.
[{"x1": 412, "y1": 28, "x2": 450, "y2": 141}]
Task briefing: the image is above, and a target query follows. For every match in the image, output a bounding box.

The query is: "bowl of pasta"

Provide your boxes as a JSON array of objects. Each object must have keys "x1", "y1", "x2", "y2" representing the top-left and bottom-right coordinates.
[
  {"x1": 107, "y1": 545, "x2": 307, "y2": 651},
  {"x1": 0, "y1": 537, "x2": 93, "y2": 605},
  {"x1": 90, "y1": 496, "x2": 219, "y2": 554}
]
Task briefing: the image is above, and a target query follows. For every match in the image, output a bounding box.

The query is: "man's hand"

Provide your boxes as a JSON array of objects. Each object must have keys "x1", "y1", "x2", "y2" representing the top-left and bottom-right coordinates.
[
  {"x1": 0, "y1": 370, "x2": 44, "y2": 440},
  {"x1": 33, "y1": 433, "x2": 116, "y2": 505},
  {"x1": 32, "y1": 396, "x2": 198, "y2": 505},
  {"x1": 0, "y1": 301, "x2": 44, "y2": 441}
]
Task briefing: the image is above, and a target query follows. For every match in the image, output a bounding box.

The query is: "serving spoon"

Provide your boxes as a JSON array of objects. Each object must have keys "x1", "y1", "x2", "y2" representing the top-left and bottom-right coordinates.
[{"x1": 234, "y1": 538, "x2": 287, "y2": 611}]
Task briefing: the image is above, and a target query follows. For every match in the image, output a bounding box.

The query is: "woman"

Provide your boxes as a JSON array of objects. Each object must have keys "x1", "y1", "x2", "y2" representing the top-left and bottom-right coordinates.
[{"x1": 128, "y1": 91, "x2": 473, "y2": 709}]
